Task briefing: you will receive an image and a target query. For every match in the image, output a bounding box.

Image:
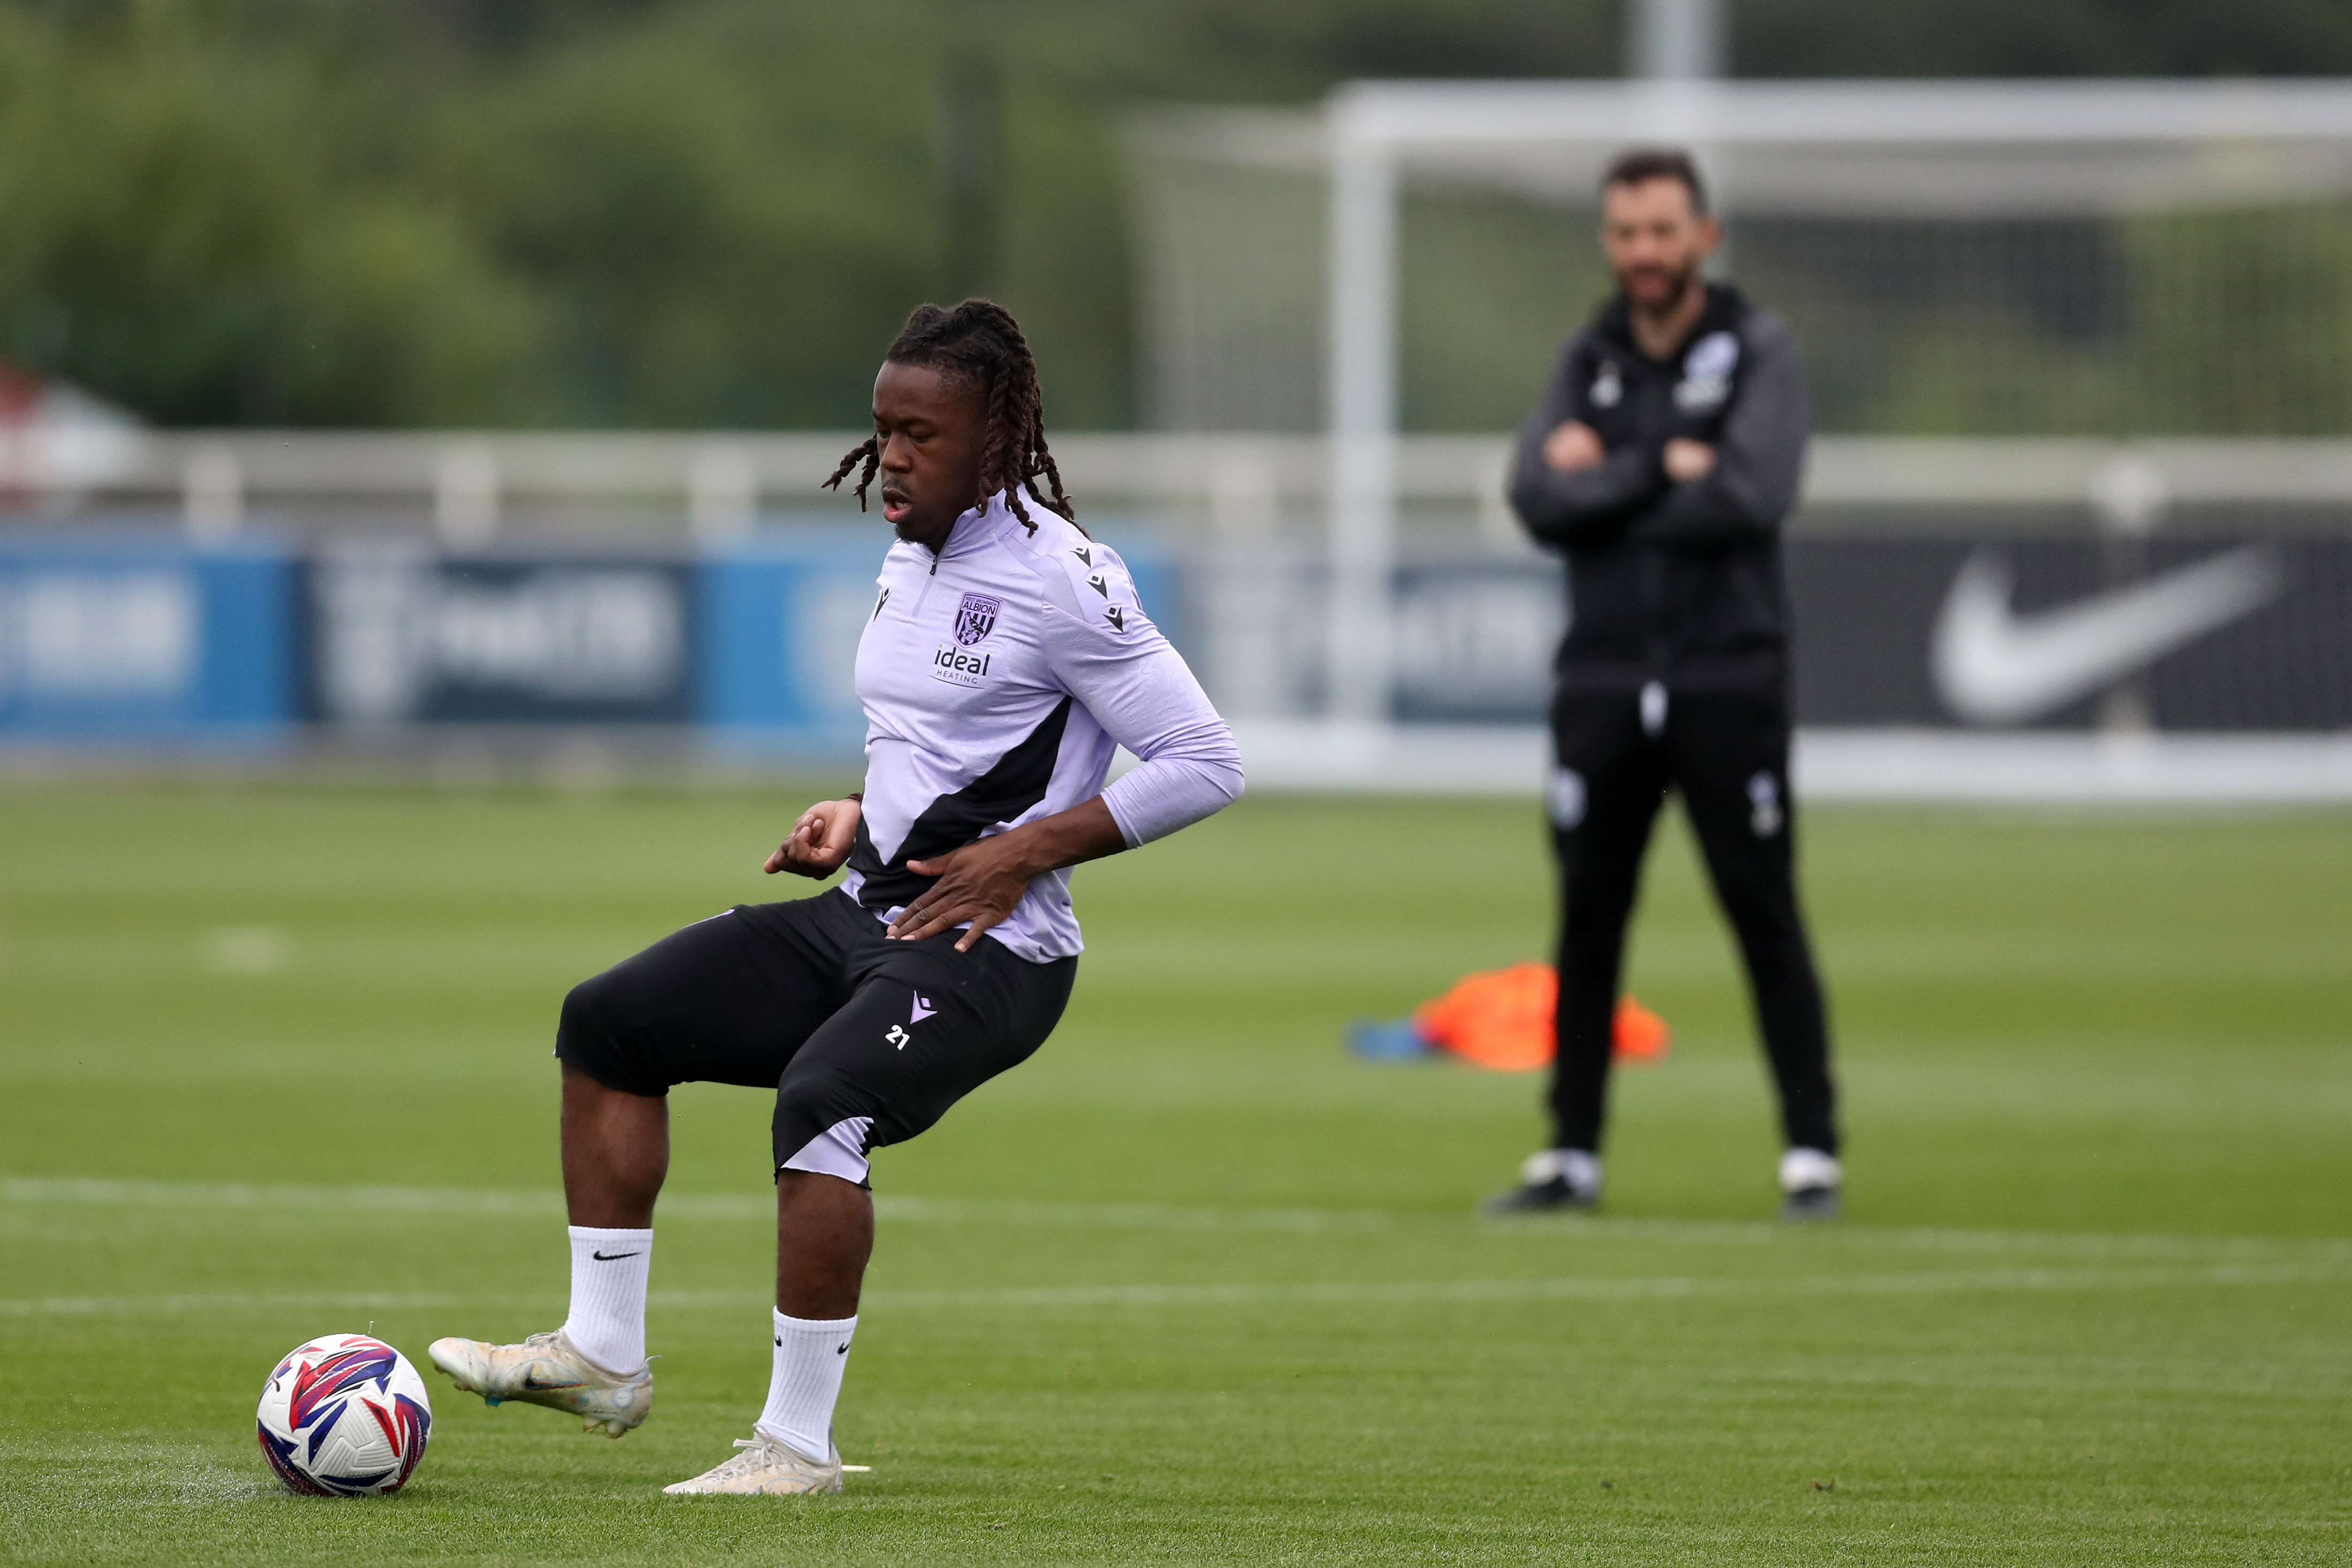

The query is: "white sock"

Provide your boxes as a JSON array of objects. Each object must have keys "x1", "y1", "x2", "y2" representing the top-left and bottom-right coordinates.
[
  {"x1": 560, "y1": 1225, "x2": 652, "y2": 1377},
  {"x1": 1521, "y1": 1148, "x2": 1603, "y2": 1200},
  {"x1": 755, "y1": 1309, "x2": 857, "y2": 1463},
  {"x1": 1779, "y1": 1148, "x2": 1843, "y2": 1193}
]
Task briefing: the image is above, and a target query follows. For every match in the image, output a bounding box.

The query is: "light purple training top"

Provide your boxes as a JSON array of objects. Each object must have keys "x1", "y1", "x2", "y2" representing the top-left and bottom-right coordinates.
[{"x1": 837, "y1": 491, "x2": 1243, "y2": 962}]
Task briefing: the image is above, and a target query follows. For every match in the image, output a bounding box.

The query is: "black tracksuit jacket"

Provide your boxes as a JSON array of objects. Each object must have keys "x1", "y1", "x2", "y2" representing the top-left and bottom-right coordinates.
[
  {"x1": 1509, "y1": 285, "x2": 1839, "y2": 1160},
  {"x1": 1508, "y1": 282, "x2": 1809, "y2": 699}
]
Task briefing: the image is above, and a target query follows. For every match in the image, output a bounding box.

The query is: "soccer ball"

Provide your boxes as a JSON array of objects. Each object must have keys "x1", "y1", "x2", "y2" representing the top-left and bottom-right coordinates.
[{"x1": 256, "y1": 1334, "x2": 433, "y2": 1496}]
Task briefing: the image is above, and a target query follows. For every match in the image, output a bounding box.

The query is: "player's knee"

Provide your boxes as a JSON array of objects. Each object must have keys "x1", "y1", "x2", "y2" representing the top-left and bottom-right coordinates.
[
  {"x1": 1716, "y1": 871, "x2": 1801, "y2": 933},
  {"x1": 555, "y1": 969, "x2": 661, "y2": 1096},
  {"x1": 773, "y1": 1063, "x2": 876, "y2": 1182},
  {"x1": 775, "y1": 1112, "x2": 874, "y2": 1186},
  {"x1": 558, "y1": 970, "x2": 627, "y2": 1048},
  {"x1": 774, "y1": 1112, "x2": 873, "y2": 1184}
]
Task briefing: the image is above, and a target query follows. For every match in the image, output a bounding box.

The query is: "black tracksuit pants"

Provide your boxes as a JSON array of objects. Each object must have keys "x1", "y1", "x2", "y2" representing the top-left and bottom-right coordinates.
[{"x1": 1547, "y1": 685, "x2": 1839, "y2": 1156}]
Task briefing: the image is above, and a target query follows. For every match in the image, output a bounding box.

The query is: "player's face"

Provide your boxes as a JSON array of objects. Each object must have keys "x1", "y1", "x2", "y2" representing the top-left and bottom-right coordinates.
[
  {"x1": 872, "y1": 360, "x2": 988, "y2": 547},
  {"x1": 1600, "y1": 179, "x2": 1720, "y2": 312}
]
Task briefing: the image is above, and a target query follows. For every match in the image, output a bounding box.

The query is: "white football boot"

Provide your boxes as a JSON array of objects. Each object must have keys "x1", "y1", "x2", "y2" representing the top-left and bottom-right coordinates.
[
  {"x1": 426, "y1": 1328, "x2": 651, "y2": 1438},
  {"x1": 663, "y1": 1433, "x2": 844, "y2": 1496}
]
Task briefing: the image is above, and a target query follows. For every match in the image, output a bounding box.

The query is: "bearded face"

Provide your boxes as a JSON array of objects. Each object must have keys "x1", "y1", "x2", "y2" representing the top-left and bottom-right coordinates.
[{"x1": 1600, "y1": 177, "x2": 1720, "y2": 316}]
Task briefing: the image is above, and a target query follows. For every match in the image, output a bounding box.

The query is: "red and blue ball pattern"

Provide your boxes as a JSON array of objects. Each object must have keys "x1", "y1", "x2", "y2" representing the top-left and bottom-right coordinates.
[{"x1": 256, "y1": 1334, "x2": 432, "y2": 1496}]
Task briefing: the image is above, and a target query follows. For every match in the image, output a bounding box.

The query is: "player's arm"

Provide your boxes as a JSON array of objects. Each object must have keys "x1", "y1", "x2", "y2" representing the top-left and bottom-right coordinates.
[
  {"x1": 765, "y1": 794, "x2": 863, "y2": 878},
  {"x1": 886, "y1": 796, "x2": 1130, "y2": 950},
  {"x1": 1508, "y1": 341, "x2": 1666, "y2": 547},
  {"x1": 1626, "y1": 318, "x2": 1809, "y2": 548},
  {"x1": 888, "y1": 580, "x2": 1243, "y2": 952}
]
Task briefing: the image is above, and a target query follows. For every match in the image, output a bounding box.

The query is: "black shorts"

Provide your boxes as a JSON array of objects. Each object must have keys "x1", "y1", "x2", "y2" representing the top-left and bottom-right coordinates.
[{"x1": 554, "y1": 889, "x2": 1077, "y2": 1183}]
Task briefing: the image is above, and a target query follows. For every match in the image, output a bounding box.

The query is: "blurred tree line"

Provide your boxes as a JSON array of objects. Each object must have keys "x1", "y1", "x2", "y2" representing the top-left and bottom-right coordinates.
[{"x1": 1, "y1": 0, "x2": 2348, "y2": 430}]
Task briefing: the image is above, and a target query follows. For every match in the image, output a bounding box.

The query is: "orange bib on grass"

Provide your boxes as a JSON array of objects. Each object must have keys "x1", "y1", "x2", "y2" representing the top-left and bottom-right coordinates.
[{"x1": 1410, "y1": 963, "x2": 1670, "y2": 1072}]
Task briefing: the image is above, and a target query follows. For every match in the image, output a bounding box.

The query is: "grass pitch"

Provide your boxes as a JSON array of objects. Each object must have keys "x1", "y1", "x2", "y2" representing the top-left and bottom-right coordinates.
[{"x1": 2, "y1": 783, "x2": 2347, "y2": 1565}]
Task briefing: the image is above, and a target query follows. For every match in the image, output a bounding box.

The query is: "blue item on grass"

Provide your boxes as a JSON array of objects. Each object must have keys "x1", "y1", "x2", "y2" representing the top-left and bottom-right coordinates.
[{"x1": 1347, "y1": 1018, "x2": 1434, "y2": 1062}]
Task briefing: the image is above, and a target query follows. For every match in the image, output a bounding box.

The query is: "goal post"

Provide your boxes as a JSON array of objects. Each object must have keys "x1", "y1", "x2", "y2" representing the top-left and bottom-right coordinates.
[{"x1": 1130, "y1": 78, "x2": 2352, "y2": 728}]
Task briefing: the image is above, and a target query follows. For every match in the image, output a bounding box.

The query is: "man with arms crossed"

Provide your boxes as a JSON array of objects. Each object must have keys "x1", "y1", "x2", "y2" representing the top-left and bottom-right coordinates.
[
  {"x1": 428, "y1": 299, "x2": 1243, "y2": 1494},
  {"x1": 1487, "y1": 148, "x2": 1842, "y2": 1220}
]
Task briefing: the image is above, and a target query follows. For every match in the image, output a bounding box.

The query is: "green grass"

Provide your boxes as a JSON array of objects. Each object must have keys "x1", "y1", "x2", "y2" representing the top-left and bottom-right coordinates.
[{"x1": 2, "y1": 784, "x2": 2348, "y2": 1565}]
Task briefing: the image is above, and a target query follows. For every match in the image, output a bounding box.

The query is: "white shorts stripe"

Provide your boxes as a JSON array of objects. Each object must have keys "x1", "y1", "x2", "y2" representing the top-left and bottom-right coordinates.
[{"x1": 778, "y1": 1116, "x2": 874, "y2": 1185}]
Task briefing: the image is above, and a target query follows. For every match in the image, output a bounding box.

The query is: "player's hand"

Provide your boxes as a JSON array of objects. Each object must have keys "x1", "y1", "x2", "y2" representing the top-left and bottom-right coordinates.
[
  {"x1": 1664, "y1": 438, "x2": 1717, "y2": 482},
  {"x1": 1542, "y1": 420, "x2": 1605, "y2": 474},
  {"x1": 765, "y1": 797, "x2": 860, "y2": 878},
  {"x1": 888, "y1": 834, "x2": 1039, "y2": 952}
]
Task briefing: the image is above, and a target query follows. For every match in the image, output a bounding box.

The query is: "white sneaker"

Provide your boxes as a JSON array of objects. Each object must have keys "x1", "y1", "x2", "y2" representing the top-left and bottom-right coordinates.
[
  {"x1": 427, "y1": 1327, "x2": 651, "y2": 1438},
  {"x1": 1482, "y1": 1148, "x2": 1602, "y2": 1215},
  {"x1": 663, "y1": 1433, "x2": 843, "y2": 1496}
]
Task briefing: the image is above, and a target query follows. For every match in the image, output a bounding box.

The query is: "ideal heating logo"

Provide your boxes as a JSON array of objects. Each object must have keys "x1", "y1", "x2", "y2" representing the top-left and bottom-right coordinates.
[{"x1": 930, "y1": 643, "x2": 993, "y2": 688}]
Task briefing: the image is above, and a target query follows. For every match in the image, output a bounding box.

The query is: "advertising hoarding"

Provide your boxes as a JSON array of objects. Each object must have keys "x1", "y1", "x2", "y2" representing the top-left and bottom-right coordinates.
[
  {"x1": 304, "y1": 548, "x2": 694, "y2": 725},
  {"x1": 0, "y1": 533, "x2": 293, "y2": 739},
  {"x1": 1384, "y1": 533, "x2": 2352, "y2": 732}
]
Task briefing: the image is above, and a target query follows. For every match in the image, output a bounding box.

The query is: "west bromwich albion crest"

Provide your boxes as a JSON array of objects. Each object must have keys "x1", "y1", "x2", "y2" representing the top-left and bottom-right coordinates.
[
  {"x1": 1673, "y1": 329, "x2": 1741, "y2": 412},
  {"x1": 954, "y1": 592, "x2": 1001, "y2": 647}
]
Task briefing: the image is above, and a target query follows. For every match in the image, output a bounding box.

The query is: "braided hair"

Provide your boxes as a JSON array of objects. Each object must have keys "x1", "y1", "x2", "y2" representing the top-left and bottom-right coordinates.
[{"x1": 824, "y1": 298, "x2": 1076, "y2": 536}]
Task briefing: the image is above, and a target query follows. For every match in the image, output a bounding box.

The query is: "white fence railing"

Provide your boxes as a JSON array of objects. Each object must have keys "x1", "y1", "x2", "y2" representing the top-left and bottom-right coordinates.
[{"x1": 19, "y1": 432, "x2": 2352, "y2": 543}]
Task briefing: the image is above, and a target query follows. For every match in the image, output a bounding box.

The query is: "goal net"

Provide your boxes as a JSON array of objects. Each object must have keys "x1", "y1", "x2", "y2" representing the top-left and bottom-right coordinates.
[{"x1": 1129, "y1": 80, "x2": 2352, "y2": 442}]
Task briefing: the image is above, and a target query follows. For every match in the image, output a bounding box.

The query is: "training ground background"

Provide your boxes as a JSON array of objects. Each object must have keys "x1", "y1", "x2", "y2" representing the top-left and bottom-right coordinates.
[{"x1": 0, "y1": 785, "x2": 2346, "y2": 1565}]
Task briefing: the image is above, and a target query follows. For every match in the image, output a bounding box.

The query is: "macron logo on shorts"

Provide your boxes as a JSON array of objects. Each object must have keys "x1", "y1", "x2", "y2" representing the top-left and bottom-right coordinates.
[{"x1": 886, "y1": 993, "x2": 939, "y2": 1050}]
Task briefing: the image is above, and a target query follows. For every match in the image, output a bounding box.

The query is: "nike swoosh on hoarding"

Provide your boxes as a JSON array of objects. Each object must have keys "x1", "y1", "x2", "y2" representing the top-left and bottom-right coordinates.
[{"x1": 1929, "y1": 546, "x2": 2282, "y2": 725}]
